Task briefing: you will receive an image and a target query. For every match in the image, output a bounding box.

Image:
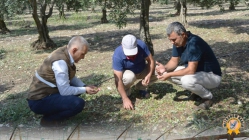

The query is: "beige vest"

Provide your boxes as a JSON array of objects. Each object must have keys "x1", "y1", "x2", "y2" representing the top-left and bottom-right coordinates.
[{"x1": 28, "y1": 46, "x2": 76, "y2": 100}]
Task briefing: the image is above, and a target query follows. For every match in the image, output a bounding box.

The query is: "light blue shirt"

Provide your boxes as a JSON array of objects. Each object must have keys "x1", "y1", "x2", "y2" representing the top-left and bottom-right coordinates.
[{"x1": 51, "y1": 51, "x2": 86, "y2": 96}]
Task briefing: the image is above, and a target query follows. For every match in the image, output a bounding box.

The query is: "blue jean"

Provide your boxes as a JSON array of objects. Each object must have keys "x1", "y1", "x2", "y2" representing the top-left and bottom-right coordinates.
[{"x1": 28, "y1": 93, "x2": 85, "y2": 121}]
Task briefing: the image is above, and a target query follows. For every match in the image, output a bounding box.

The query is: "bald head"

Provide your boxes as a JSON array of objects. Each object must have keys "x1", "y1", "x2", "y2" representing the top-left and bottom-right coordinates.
[
  {"x1": 67, "y1": 36, "x2": 89, "y2": 63},
  {"x1": 67, "y1": 36, "x2": 89, "y2": 51}
]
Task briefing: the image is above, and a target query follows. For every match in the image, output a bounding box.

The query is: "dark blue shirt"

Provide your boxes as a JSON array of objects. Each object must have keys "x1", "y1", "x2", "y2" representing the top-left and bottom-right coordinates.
[
  {"x1": 112, "y1": 39, "x2": 151, "y2": 74},
  {"x1": 172, "y1": 32, "x2": 222, "y2": 76}
]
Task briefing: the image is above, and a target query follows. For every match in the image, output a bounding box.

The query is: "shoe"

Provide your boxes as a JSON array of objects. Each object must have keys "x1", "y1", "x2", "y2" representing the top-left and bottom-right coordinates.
[
  {"x1": 196, "y1": 99, "x2": 213, "y2": 110},
  {"x1": 139, "y1": 90, "x2": 150, "y2": 99},
  {"x1": 188, "y1": 93, "x2": 202, "y2": 101},
  {"x1": 40, "y1": 117, "x2": 63, "y2": 127}
]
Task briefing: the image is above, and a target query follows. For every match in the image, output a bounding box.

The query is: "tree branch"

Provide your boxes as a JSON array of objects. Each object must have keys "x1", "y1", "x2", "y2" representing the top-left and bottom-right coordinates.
[{"x1": 47, "y1": 0, "x2": 55, "y2": 18}]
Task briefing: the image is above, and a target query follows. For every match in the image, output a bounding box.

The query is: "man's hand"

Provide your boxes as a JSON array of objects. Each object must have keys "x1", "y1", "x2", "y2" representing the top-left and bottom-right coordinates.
[
  {"x1": 157, "y1": 72, "x2": 170, "y2": 81},
  {"x1": 142, "y1": 75, "x2": 150, "y2": 86},
  {"x1": 86, "y1": 85, "x2": 100, "y2": 94},
  {"x1": 155, "y1": 61, "x2": 166, "y2": 75},
  {"x1": 123, "y1": 98, "x2": 134, "y2": 110}
]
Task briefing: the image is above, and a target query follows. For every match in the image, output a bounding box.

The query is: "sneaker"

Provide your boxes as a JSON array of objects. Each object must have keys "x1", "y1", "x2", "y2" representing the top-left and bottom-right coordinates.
[
  {"x1": 188, "y1": 93, "x2": 202, "y2": 101},
  {"x1": 196, "y1": 99, "x2": 213, "y2": 110},
  {"x1": 139, "y1": 90, "x2": 150, "y2": 99}
]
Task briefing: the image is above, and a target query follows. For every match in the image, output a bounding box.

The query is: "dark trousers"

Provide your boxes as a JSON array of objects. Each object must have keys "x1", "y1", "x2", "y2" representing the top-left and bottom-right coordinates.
[{"x1": 28, "y1": 93, "x2": 85, "y2": 121}]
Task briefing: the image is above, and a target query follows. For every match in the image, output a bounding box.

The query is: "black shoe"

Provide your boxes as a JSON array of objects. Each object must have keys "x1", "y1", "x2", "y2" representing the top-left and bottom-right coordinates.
[
  {"x1": 139, "y1": 90, "x2": 150, "y2": 99},
  {"x1": 196, "y1": 99, "x2": 213, "y2": 110},
  {"x1": 188, "y1": 93, "x2": 202, "y2": 101}
]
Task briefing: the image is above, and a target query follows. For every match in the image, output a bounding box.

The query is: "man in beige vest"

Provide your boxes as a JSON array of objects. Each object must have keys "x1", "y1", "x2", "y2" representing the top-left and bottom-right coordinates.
[{"x1": 27, "y1": 36, "x2": 99, "y2": 127}]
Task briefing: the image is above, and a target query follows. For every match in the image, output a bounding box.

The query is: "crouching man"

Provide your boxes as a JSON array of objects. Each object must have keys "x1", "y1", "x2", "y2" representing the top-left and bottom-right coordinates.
[
  {"x1": 156, "y1": 22, "x2": 222, "y2": 110},
  {"x1": 27, "y1": 36, "x2": 99, "y2": 127}
]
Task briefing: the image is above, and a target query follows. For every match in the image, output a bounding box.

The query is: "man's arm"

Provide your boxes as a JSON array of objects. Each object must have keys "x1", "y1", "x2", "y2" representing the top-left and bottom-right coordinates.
[
  {"x1": 70, "y1": 77, "x2": 86, "y2": 87},
  {"x1": 157, "y1": 61, "x2": 198, "y2": 81},
  {"x1": 168, "y1": 61, "x2": 198, "y2": 76},
  {"x1": 165, "y1": 57, "x2": 180, "y2": 72},
  {"x1": 143, "y1": 54, "x2": 155, "y2": 85},
  {"x1": 52, "y1": 60, "x2": 99, "y2": 95},
  {"x1": 113, "y1": 70, "x2": 134, "y2": 110},
  {"x1": 156, "y1": 57, "x2": 179, "y2": 75}
]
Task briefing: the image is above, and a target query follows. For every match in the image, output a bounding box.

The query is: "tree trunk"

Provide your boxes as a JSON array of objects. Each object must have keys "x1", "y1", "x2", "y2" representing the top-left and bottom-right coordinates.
[
  {"x1": 180, "y1": 0, "x2": 187, "y2": 26},
  {"x1": 91, "y1": 7, "x2": 95, "y2": 13},
  {"x1": 175, "y1": 0, "x2": 181, "y2": 15},
  {"x1": 245, "y1": 0, "x2": 249, "y2": 7},
  {"x1": 229, "y1": 1, "x2": 236, "y2": 10},
  {"x1": 140, "y1": 0, "x2": 154, "y2": 56},
  {"x1": 101, "y1": 8, "x2": 108, "y2": 23},
  {"x1": 59, "y1": 4, "x2": 66, "y2": 19},
  {"x1": 101, "y1": 0, "x2": 108, "y2": 23},
  {"x1": 0, "y1": 16, "x2": 10, "y2": 34},
  {"x1": 29, "y1": 0, "x2": 56, "y2": 49}
]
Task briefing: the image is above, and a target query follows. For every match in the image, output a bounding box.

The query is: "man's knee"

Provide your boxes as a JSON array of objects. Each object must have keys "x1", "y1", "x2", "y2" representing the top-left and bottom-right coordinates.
[
  {"x1": 123, "y1": 70, "x2": 136, "y2": 85},
  {"x1": 181, "y1": 76, "x2": 195, "y2": 89},
  {"x1": 71, "y1": 97, "x2": 85, "y2": 112}
]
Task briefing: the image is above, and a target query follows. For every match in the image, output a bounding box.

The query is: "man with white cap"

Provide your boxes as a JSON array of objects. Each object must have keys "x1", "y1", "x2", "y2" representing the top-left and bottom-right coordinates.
[{"x1": 112, "y1": 34, "x2": 157, "y2": 110}]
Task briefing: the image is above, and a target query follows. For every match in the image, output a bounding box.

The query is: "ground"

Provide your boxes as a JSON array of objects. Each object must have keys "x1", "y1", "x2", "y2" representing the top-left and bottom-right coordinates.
[{"x1": 0, "y1": 2, "x2": 249, "y2": 140}]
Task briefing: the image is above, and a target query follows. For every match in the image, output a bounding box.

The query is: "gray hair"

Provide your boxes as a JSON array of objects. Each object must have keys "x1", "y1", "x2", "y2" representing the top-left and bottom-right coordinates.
[
  {"x1": 166, "y1": 22, "x2": 186, "y2": 36},
  {"x1": 68, "y1": 36, "x2": 89, "y2": 50}
]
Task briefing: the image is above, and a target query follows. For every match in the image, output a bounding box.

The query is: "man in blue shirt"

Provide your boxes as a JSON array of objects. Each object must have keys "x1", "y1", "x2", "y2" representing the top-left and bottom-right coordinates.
[
  {"x1": 112, "y1": 34, "x2": 157, "y2": 110},
  {"x1": 156, "y1": 22, "x2": 222, "y2": 110}
]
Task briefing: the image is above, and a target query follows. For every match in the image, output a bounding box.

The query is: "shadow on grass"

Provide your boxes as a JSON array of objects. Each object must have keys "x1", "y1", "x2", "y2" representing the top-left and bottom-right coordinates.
[
  {"x1": 81, "y1": 95, "x2": 121, "y2": 117},
  {"x1": 50, "y1": 29, "x2": 140, "y2": 53},
  {"x1": 173, "y1": 90, "x2": 192, "y2": 102},
  {"x1": 1, "y1": 13, "x2": 103, "y2": 40},
  {"x1": 148, "y1": 82, "x2": 177, "y2": 100},
  {"x1": 79, "y1": 73, "x2": 113, "y2": 86},
  {"x1": 188, "y1": 18, "x2": 249, "y2": 34},
  {"x1": 211, "y1": 41, "x2": 249, "y2": 72},
  {"x1": 188, "y1": 7, "x2": 249, "y2": 17},
  {"x1": 0, "y1": 82, "x2": 15, "y2": 94},
  {"x1": 0, "y1": 91, "x2": 31, "y2": 123},
  {"x1": 68, "y1": 94, "x2": 144, "y2": 131},
  {"x1": 126, "y1": 12, "x2": 169, "y2": 24}
]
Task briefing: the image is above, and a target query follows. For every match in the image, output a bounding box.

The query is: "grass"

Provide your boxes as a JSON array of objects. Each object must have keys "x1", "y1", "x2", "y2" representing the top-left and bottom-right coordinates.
[{"x1": 0, "y1": 2, "x2": 249, "y2": 139}]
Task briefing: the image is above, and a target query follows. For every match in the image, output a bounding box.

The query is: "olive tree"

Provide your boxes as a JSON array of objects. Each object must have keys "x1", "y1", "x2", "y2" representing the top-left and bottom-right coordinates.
[
  {"x1": 107, "y1": 0, "x2": 155, "y2": 55},
  {"x1": 140, "y1": 0, "x2": 154, "y2": 55},
  {"x1": 187, "y1": 0, "x2": 240, "y2": 11},
  {"x1": 0, "y1": 0, "x2": 27, "y2": 33},
  {"x1": 94, "y1": 0, "x2": 109, "y2": 23},
  {"x1": 28, "y1": 0, "x2": 56, "y2": 49}
]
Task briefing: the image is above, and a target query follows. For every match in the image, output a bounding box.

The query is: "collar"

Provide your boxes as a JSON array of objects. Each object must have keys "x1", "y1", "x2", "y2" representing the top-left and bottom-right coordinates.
[
  {"x1": 68, "y1": 51, "x2": 74, "y2": 65},
  {"x1": 184, "y1": 31, "x2": 192, "y2": 47},
  {"x1": 186, "y1": 31, "x2": 192, "y2": 41}
]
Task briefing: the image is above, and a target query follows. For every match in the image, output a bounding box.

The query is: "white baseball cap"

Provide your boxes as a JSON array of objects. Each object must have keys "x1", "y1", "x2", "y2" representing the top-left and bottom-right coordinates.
[{"x1": 122, "y1": 34, "x2": 138, "y2": 56}]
